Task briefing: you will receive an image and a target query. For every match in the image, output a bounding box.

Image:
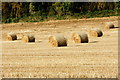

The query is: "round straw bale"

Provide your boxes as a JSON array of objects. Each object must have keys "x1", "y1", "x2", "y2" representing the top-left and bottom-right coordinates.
[
  {"x1": 6, "y1": 33, "x2": 17, "y2": 41},
  {"x1": 22, "y1": 34, "x2": 35, "y2": 42},
  {"x1": 89, "y1": 28, "x2": 103, "y2": 37},
  {"x1": 104, "y1": 22, "x2": 114, "y2": 29},
  {"x1": 72, "y1": 32, "x2": 89, "y2": 43},
  {"x1": 49, "y1": 34, "x2": 67, "y2": 47}
]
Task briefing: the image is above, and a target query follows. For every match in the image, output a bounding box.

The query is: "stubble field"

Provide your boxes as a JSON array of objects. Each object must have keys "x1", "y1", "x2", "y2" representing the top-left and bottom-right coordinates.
[{"x1": 2, "y1": 16, "x2": 119, "y2": 78}]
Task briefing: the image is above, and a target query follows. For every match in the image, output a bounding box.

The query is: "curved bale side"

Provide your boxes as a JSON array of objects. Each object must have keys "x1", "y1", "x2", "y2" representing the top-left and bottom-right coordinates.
[
  {"x1": 89, "y1": 28, "x2": 103, "y2": 37},
  {"x1": 22, "y1": 34, "x2": 35, "y2": 42},
  {"x1": 49, "y1": 34, "x2": 67, "y2": 47},
  {"x1": 104, "y1": 22, "x2": 114, "y2": 29},
  {"x1": 72, "y1": 32, "x2": 89, "y2": 43},
  {"x1": 6, "y1": 33, "x2": 17, "y2": 41}
]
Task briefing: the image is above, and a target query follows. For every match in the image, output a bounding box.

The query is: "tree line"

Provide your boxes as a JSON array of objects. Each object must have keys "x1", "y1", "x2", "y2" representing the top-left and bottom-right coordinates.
[{"x1": 2, "y1": 2, "x2": 119, "y2": 23}]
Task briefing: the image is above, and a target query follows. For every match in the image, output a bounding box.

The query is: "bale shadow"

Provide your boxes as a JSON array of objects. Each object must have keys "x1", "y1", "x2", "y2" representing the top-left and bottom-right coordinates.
[
  {"x1": 75, "y1": 43, "x2": 89, "y2": 46},
  {"x1": 57, "y1": 46, "x2": 68, "y2": 48},
  {"x1": 115, "y1": 26, "x2": 119, "y2": 28},
  {"x1": 90, "y1": 41, "x2": 98, "y2": 43},
  {"x1": 110, "y1": 26, "x2": 119, "y2": 29}
]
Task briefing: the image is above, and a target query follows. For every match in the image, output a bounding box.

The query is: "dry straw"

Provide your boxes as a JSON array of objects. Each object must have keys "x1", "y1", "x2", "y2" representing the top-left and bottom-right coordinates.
[
  {"x1": 49, "y1": 34, "x2": 67, "y2": 47},
  {"x1": 22, "y1": 34, "x2": 35, "y2": 42},
  {"x1": 6, "y1": 33, "x2": 17, "y2": 41},
  {"x1": 72, "y1": 32, "x2": 89, "y2": 43},
  {"x1": 89, "y1": 28, "x2": 103, "y2": 37},
  {"x1": 104, "y1": 22, "x2": 114, "y2": 29}
]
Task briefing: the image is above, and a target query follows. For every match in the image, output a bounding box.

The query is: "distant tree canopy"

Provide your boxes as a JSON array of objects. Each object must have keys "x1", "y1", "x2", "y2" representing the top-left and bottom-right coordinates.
[{"x1": 2, "y1": 2, "x2": 119, "y2": 23}]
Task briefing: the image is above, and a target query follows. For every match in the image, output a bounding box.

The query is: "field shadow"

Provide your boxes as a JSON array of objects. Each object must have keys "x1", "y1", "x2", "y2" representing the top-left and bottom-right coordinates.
[
  {"x1": 57, "y1": 45, "x2": 68, "y2": 47},
  {"x1": 115, "y1": 26, "x2": 119, "y2": 28},
  {"x1": 110, "y1": 26, "x2": 119, "y2": 29},
  {"x1": 90, "y1": 41, "x2": 98, "y2": 43},
  {"x1": 57, "y1": 46, "x2": 68, "y2": 48},
  {"x1": 75, "y1": 43, "x2": 89, "y2": 46}
]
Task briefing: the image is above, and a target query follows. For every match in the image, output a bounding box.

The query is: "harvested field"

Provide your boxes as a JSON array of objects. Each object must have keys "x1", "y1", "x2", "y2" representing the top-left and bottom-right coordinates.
[{"x1": 1, "y1": 16, "x2": 118, "y2": 78}]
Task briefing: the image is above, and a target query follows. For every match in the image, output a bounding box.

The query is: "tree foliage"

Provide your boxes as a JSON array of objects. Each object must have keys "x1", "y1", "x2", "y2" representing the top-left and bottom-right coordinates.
[{"x1": 2, "y1": 2, "x2": 119, "y2": 23}]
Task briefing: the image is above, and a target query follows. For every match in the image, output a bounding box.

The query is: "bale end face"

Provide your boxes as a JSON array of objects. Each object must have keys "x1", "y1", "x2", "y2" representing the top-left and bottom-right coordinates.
[
  {"x1": 22, "y1": 36, "x2": 29, "y2": 42},
  {"x1": 72, "y1": 32, "x2": 89, "y2": 43},
  {"x1": 22, "y1": 34, "x2": 35, "y2": 43},
  {"x1": 6, "y1": 33, "x2": 17, "y2": 41},
  {"x1": 49, "y1": 34, "x2": 67, "y2": 47},
  {"x1": 72, "y1": 33, "x2": 81, "y2": 43},
  {"x1": 49, "y1": 36, "x2": 58, "y2": 47}
]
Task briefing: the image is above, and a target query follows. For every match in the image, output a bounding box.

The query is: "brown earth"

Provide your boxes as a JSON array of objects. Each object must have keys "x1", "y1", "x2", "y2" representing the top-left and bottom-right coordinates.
[{"x1": 1, "y1": 16, "x2": 119, "y2": 78}]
